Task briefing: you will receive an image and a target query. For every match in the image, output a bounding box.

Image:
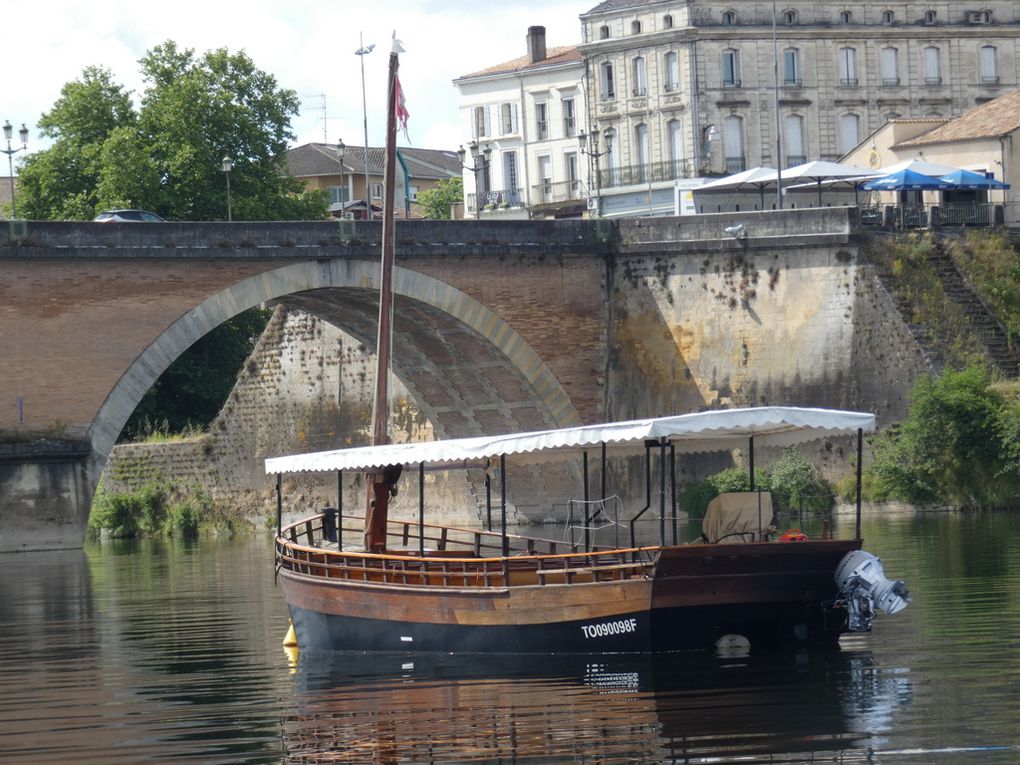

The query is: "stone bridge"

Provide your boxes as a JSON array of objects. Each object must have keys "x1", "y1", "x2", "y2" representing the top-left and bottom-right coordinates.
[{"x1": 0, "y1": 210, "x2": 926, "y2": 550}]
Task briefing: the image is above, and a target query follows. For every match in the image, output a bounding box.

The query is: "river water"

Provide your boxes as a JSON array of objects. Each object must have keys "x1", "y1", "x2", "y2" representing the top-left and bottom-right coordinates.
[{"x1": 0, "y1": 511, "x2": 1018, "y2": 764}]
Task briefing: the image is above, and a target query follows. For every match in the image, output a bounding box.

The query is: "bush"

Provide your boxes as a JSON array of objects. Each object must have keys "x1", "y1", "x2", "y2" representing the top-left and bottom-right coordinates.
[
  {"x1": 89, "y1": 482, "x2": 166, "y2": 538},
  {"x1": 764, "y1": 447, "x2": 833, "y2": 514}
]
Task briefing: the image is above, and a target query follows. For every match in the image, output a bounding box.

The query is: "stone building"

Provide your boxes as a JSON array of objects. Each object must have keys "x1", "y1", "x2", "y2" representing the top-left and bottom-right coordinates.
[
  {"x1": 453, "y1": 27, "x2": 591, "y2": 219},
  {"x1": 578, "y1": 0, "x2": 1020, "y2": 216}
]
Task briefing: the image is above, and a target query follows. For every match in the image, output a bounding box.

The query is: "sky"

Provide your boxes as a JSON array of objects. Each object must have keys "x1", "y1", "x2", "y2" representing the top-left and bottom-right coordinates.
[{"x1": 6, "y1": 0, "x2": 588, "y2": 158}]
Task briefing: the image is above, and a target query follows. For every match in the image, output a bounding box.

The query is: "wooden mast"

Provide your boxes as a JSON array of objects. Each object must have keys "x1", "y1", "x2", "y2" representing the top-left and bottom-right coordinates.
[{"x1": 364, "y1": 38, "x2": 402, "y2": 553}]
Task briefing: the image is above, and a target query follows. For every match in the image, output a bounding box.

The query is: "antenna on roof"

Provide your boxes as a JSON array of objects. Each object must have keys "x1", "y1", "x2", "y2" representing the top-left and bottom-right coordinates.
[{"x1": 303, "y1": 93, "x2": 328, "y2": 143}]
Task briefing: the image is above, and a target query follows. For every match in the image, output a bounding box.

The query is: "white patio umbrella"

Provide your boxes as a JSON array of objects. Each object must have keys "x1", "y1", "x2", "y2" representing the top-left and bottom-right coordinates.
[
  {"x1": 761, "y1": 160, "x2": 877, "y2": 205},
  {"x1": 878, "y1": 159, "x2": 962, "y2": 177},
  {"x1": 698, "y1": 167, "x2": 779, "y2": 207}
]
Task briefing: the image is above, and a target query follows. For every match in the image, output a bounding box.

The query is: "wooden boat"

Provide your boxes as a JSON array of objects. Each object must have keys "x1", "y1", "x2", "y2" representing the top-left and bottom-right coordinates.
[{"x1": 268, "y1": 40, "x2": 907, "y2": 655}]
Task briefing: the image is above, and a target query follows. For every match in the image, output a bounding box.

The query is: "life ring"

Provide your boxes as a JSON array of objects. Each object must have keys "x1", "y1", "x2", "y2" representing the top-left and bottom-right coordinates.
[{"x1": 779, "y1": 528, "x2": 808, "y2": 542}]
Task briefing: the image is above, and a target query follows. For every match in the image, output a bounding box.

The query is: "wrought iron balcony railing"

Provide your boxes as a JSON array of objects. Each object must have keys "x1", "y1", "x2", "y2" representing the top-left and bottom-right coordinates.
[
  {"x1": 466, "y1": 189, "x2": 524, "y2": 213},
  {"x1": 598, "y1": 159, "x2": 696, "y2": 189},
  {"x1": 531, "y1": 179, "x2": 588, "y2": 205}
]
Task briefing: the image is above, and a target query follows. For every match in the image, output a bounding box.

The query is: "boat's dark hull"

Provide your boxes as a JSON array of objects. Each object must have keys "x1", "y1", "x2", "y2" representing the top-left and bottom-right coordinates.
[{"x1": 281, "y1": 539, "x2": 859, "y2": 653}]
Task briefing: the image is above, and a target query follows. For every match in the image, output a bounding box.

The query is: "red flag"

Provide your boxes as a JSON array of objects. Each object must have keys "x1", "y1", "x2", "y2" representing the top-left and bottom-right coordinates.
[{"x1": 394, "y1": 75, "x2": 410, "y2": 142}]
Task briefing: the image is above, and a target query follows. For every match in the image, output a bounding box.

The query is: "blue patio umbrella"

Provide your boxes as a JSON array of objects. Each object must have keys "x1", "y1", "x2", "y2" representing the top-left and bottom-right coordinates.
[
  {"x1": 936, "y1": 168, "x2": 1010, "y2": 190},
  {"x1": 861, "y1": 168, "x2": 954, "y2": 191}
]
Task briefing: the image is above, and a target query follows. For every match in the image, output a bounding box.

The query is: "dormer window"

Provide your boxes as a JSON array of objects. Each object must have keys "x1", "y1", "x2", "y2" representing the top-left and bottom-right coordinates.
[
  {"x1": 923, "y1": 9, "x2": 937, "y2": 24},
  {"x1": 664, "y1": 14, "x2": 673, "y2": 29},
  {"x1": 839, "y1": 10, "x2": 852, "y2": 24},
  {"x1": 881, "y1": 9, "x2": 894, "y2": 24},
  {"x1": 722, "y1": 9, "x2": 736, "y2": 25},
  {"x1": 631, "y1": 20, "x2": 642, "y2": 34},
  {"x1": 599, "y1": 24, "x2": 610, "y2": 39},
  {"x1": 782, "y1": 9, "x2": 798, "y2": 25},
  {"x1": 967, "y1": 9, "x2": 993, "y2": 24}
]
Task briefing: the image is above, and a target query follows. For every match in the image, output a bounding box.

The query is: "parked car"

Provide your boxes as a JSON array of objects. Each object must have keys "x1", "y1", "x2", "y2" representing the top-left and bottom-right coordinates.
[{"x1": 94, "y1": 209, "x2": 166, "y2": 222}]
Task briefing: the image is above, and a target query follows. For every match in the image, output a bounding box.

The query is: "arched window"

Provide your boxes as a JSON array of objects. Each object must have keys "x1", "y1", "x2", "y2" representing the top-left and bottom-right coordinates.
[
  {"x1": 839, "y1": 10, "x2": 852, "y2": 24},
  {"x1": 722, "y1": 9, "x2": 736, "y2": 25},
  {"x1": 632, "y1": 56, "x2": 647, "y2": 96},
  {"x1": 923, "y1": 9, "x2": 936, "y2": 25},
  {"x1": 667, "y1": 118, "x2": 685, "y2": 176},
  {"x1": 600, "y1": 61, "x2": 615, "y2": 100},
  {"x1": 785, "y1": 115, "x2": 806, "y2": 166},
  {"x1": 980, "y1": 46, "x2": 999, "y2": 83},
  {"x1": 664, "y1": 52, "x2": 680, "y2": 92},
  {"x1": 599, "y1": 25, "x2": 610, "y2": 39},
  {"x1": 783, "y1": 48, "x2": 802, "y2": 86},
  {"x1": 634, "y1": 123, "x2": 650, "y2": 182},
  {"x1": 923, "y1": 46, "x2": 942, "y2": 85},
  {"x1": 631, "y1": 19, "x2": 642, "y2": 34},
  {"x1": 838, "y1": 114, "x2": 860, "y2": 154},
  {"x1": 722, "y1": 49, "x2": 741, "y2": 87},
  {"x1": 723, "y1": 115, "x2": 745, "y2": 173},
  {"x1": 782, "y1": 9, "x2": 797, "y2": 25},
  {"x1": 664, "y1": 14, "x2": 673, "y2": 29},
  {"x1": 605, "y1": 128, "x2": 620, "y2": 186},
  {"x1": 881, "y1": 9, "x2": 894, "y2": 24}
]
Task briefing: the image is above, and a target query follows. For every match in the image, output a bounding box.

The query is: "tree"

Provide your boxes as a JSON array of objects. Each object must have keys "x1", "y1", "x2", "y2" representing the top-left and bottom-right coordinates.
[
  {"x1": 416, "y1": 177, "x2": 463, "y2": 220},
  {"x1": 16, "y1": 42, "x2": 327, "y2": 222}
]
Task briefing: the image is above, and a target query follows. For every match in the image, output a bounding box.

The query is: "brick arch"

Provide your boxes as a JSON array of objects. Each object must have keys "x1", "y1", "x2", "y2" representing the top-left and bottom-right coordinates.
[{"x1": 86, "y1": 259, "x2": 579, "y2": 483}]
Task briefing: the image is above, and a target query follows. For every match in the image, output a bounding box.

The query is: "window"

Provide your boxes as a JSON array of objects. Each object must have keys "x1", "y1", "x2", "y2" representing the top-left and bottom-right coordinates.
[
  {"x1": 722, "y1": 10, "x2": 736, "y2": 25},
  {"x1": 839, "y1": 10, "x2": 852, "y2": 24},
  {"x1": 782, "y1": 9, "x2": 797, "y2": 24},
  {"x1": 980, "y1": 46, "x2": 999, "y2": 83},
  {"x1": 633, "y1": 56, "x2": 647, "y2": 96},
  {"x1": 722, "y1": 49, "x2": 740, "y2": 87},
  {"x1": 838, "y1": 114, "x2": 860, "y2": 154},
  {"x1": 881, "y1": 9, "x2": 894, "y2": 24},
  {"x1": 562, "y1": 97, "x2": 576, "y2": 137},
  {"x1": 371, "y1": 183, "x2": 383, "y2": 199},
  {"x1": 785, "y1": 115, "x2": 806, "y2": 167},
  {"x1": 723, "y1": 116, "x2": 745, "y2": 173},
  {"x1": 536, "y1": 102, "x2": 548, "y2": 140},
  {"x1": 600, "y1": 61, "x2": 615, "y2": 100},
  {"x1": 407, "y1": 185, "x2": 419, "y2": 202},
  {"x1": 838, "y1": 47, "x2": 858, "y2": 87},
  {"x1": 500, "y1": 102, "x2": 518, "y2": 135},
  {"x1": 473, "y1": 105, "x2": 489, "y2": 138},
  {"x1": 605, "y1": 128, "x2": 619, "y2": 186},
  {"x1": 600, "y1": 25, "x2": 610, "y2": 39},
  {"x1": 503, "y1": 151, "x2": 519, "y2": 196},
  {"x1": 631, "y1": 20, "x2": 641, "y2": 34},
  {"x1": 667, "y1": 118, "x2": 685, "y2": 177},
  {"x1": 967, "y1": 10, "x2": 992, "y2": 23},
  {"x1": 783, "y1": 48, "x2": 801, "y2": 86},
  {"x1": 881, "y1": 47, "x2": 899, "y2": 86},
  {"x1": 565, "y1": 151, "x2": 580, "y2": 195},
  {"x1": 328, "y1": 186, "x2": 349, "y2": 205},
  {"x1": 923, "y1": 9, "x2": 936, "y2": 25},
  {"x1": 923, "y1": 47, "x2": 942, "y2": 85},
  {"x1": 664, "y1": 52, "x2": 680, "y2": 91},
  {"x1": 538, "y1": 155, "x2": 552, "y2": 201},
  {"x1": 664, "y1": 14, "x2": 673, "y2": 28},
  {"x1": 635, "y1": 123, "x2": 650, "y2": 182}
]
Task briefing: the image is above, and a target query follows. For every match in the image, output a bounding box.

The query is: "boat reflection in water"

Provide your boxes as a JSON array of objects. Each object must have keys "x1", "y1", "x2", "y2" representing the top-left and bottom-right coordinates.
[{"x1": 281, "y1": 647, "x2": 912, "y2": 763}]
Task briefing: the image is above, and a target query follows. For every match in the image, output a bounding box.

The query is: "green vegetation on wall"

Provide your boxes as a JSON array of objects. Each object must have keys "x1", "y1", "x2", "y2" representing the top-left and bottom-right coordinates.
[{"x1": 945, "y1": 230, "x2": 1020, "y2": 351}]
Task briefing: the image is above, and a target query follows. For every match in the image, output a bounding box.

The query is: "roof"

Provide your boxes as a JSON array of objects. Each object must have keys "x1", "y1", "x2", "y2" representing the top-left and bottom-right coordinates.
[
  {"x1": 582, "y1": 0, "x2": 660, "y2": 15},
  {"x1": 266, "y1": 406, "x2": 875, "y2": 474},
  {"x1": 458, "y1": 46, "x2": 582, "y2": 80},
  {"x1": 894, "y1": 89, "x2": 1020, "y2": 149},
  {"x1": 286, "y1": 143, "x2": 460, "y2": 180}
]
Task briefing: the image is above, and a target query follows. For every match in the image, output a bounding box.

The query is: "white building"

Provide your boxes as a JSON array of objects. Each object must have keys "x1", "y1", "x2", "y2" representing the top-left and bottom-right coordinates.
[
  {"x1": 453, "y1": 27, "x2": 591, "y2": 219},
  {"x1": 579, "y1": 0, "x2": 1020, "y2": 216}
]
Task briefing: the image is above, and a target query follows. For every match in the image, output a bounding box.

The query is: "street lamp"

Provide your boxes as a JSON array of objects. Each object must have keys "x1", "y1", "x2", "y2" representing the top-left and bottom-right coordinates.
[
  {"x1": 221, "y1": 155, "x2": 233, "y2": 222},
  {"x1": 2, "y1": 121, "x2": 29, "y2": 219},
  {"x1": 457, "y1": 140, "x2": 491, "y2": 219},
  {"x1": 355, "y1": 36, "x2": 375, "y2": 221},
  {"x1": 336, "y1": 139, "x2": 346, "y2": 217},
  {"x1": 578, "y1": 125, "x2": 614, "y2": 217}
]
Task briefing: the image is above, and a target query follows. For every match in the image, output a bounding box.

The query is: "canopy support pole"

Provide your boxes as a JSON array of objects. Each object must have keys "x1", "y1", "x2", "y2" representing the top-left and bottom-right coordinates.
[
  {"x1": 855, "y1": 428, "x2": 863, "y2": 540},
  {"x1": 670, "y1": 443, "x2": 677, "y2": 545},
  {"x1": 658, "y1": 439, "x2": 667, "y2": 547},
  {"x1": 418, "y1": 462, "x2": 425, "y2": 557},
  {"x1": 582, "y1": 450, "x2": 590, "y2": 552},
  {"x1": 485, "y1": 458, "x2": 492, "y2": 532},
  {"x1": 337, "y1": 470, "x2": 343, "y2": 549},
  {"x1": 500, "y1": 454, "x2": 509, "y2": 584},
  {"x1": 276, "y1": 474, "x2": 282, "y2": 538},
  {"x1": 749, "y1": 436, "x2": 755, "y2": 490}
]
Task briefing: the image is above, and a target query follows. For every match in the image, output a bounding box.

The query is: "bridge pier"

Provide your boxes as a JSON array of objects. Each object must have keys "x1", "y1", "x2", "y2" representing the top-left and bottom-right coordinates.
[{"x1": 0, "y1": 441, "x2": 93, "y2": 551}]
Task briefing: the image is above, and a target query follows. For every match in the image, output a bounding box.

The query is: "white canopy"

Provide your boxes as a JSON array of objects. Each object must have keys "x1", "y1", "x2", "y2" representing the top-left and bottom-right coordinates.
[
  {"x1": 265, "y1": 406, "x2": 875, "y2": 475},
  {"x1": 698, "y1": 167, "x2": 778, "y2": 192}
]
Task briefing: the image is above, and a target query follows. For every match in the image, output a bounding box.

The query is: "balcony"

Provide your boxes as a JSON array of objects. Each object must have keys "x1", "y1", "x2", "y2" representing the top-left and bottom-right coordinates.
[
  {"x1": 466, "y1": 189, "x2": 524, "y2": 213},
  {"x1": 632, "y1": 86, "x2": 647, "y2": 97},
  {"x1": 725, "y1": 157, "x2": 747, "y2": 173},
  {"x1": 924, "y1": 76, "x2": 943, "y2": 86},
  {"x1": 664, "y1": 81, "x2": 680, "y2": 92},
  {"x1": 981, "y1": 75, "x2": 1000, "y2": 84},
  {"x1": 881, "y1": 77, "x2": 901, "y2": 87},
  {"x1": 785, "y1": 155, "x2": 807, "y2": 167},
  {"x1": 531, "y1": 178, "x2": 588, "y2": 205},
  {"x1": 839, "y1": 78, "x2": 859, "y2": 87},
  {"x1": 598, "y1": 158, "x2": 696, "y2": 189}
]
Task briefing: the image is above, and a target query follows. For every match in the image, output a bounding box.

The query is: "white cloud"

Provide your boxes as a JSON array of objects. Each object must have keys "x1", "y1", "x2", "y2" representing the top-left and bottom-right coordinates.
[{"x1": 8, "y1": 0, "x2": 586, "y2": 155}]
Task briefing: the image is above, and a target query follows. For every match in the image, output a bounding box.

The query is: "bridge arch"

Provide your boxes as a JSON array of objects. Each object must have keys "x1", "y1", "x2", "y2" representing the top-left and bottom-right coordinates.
[{"x1": 87, "y1": 259, "x2": 580, "y2": 484}]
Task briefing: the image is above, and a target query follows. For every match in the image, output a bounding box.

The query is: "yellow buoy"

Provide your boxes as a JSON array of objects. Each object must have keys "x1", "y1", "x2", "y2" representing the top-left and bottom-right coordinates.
[{"x1": 282, "y1": 619, "x2": 298, "y2": 648}]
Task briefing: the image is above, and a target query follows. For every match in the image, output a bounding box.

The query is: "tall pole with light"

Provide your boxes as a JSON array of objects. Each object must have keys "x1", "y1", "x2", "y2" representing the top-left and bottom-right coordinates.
[
  {"x1": 772, "y1": 0, "x2": 783, "y2": 209},
  {"x1": 457, "y1": 140, "x2": 491, "y2": 219},
  {"x1": 355, "y1": 36, "x2": 375, "y2": 220},
  {"x1": 578, "y1": 125, "x2": 613, "y2": 217},
  {"x1": 2, "y1": 121, "x2": 29, "y2": 219},
  {"x1": 221, "y1": 155, "x2": 233, "y2": 222},
  {"x1": 336, "y1": 139, "x2": 346, "y2": 216}
]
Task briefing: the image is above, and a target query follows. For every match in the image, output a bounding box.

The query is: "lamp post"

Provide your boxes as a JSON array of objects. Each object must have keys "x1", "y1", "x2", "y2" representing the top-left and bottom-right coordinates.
[
  {"x1": 772, "y1": 0, "x2": 783, "y2": 209},
  {"x1": 221, "y1": 155, "x2": 233, "y2": 222},
  {"x1": 578, "y1": 125, "x2": 613, "y2": 217},
  {"x1": 355, "y1": 36, "x2": 375, "y2": 221},
  {"x1": 457, "y1": 140, "x2": 491, "y2": 219},
  {"x1": 2, "y1": 121, "x2": 29, "y2": 219},
  {"x1": 336, "y1": 139, "x2": 346, "y2": 217}
]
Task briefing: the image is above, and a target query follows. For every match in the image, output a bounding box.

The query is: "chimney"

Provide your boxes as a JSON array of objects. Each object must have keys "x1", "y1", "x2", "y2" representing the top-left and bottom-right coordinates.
[{"x1": 526, "y1": 26, "x2": 547, "y2": 64}]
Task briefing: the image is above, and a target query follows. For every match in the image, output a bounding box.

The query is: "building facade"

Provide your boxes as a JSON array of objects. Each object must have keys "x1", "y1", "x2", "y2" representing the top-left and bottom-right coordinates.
[
  {"x1": 579, "y1": 0, "x2": 1020, "y2": 216},
  {"x1": 454, "y1": 27, "x2": 591, "y2": 219}
]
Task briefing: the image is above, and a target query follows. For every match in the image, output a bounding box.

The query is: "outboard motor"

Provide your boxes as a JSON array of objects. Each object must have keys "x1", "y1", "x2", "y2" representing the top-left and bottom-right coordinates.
[{"x1": 835, "y1": 550, "x2": 910, "y2": 632}]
